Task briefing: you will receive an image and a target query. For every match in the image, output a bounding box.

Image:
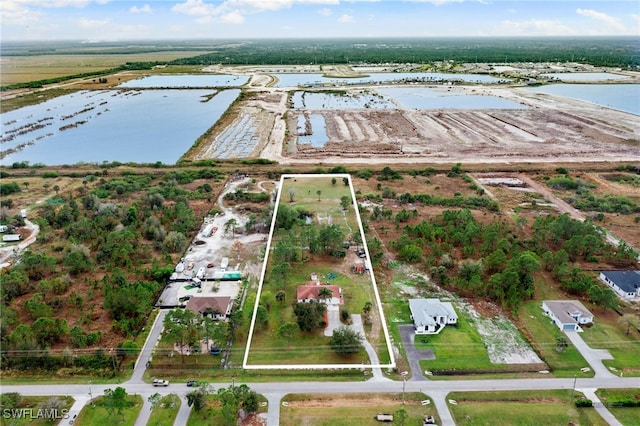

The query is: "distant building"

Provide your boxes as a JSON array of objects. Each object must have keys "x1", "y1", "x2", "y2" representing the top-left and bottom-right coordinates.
[
  {"x1": 542, "y1": 300, "x2": 593, "y2": 331},
  {"x1": 185, "y1": 296, "x2": 233, "y2": 320},
  {"x1": 409, "y1": 299, "x2": 458, "y2": 335},
  {"x1": 599, "y1": 271, "x2": 640, "y2": 300},
  {"x1": 2, "y1": 234, "x2": 21, "y2": 242},
  {"x1": 0, "y1": 225, "x2": 8, "y2": 233}
]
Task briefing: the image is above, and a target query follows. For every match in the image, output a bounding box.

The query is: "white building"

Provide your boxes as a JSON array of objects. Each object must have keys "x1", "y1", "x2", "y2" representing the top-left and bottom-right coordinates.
[
  {"x1": 409, "y1": 299, "x2": 458, "y2": 335},
  {"x1": 599, "y1": 271, "x2": 640, "y2": 300},
  {"x1": 542, "y1": 300, "x2": 593, "y2": 331}
]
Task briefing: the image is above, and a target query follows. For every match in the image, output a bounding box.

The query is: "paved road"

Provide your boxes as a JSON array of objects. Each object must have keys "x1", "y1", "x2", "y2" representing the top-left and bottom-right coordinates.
[
  {"x1": 399, "y1": 324, "x2": 434, "y2": 382},
  {"x1": 130, "y1": 310, "x2": 168, "y2": 383}
]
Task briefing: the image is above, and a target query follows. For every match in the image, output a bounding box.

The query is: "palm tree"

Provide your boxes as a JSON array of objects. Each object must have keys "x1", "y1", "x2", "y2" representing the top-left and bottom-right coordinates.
[
  {"x1": 318, "y1": 287, "x2": 333, "y2": 302},
  {"x1": 316, "y1": 190, "x2": 321, "y2": 201}
]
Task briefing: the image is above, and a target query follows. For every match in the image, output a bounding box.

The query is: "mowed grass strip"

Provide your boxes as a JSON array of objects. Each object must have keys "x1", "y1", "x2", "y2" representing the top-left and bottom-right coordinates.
[
  {"x1": 147, "y1": 394, "x2": 181, "y2": 426},
  {"x1": 595, "y1": 388, "x2": 640, "y2": 426},
  {"x1": 448, "y1": 390, "x2": 608, "y2": 426},
  {"x1": 280, "y1": 393, "x2": 437, "y2": 426},
  {"x1": 517, "y1": 301, "x2": 592, "y2": 378},
  {"x1": 74, "y1": 394, "x2": 143, "y2": 426},
  {"x1": 0, "y1": 396, "x2": 74, "y2": 426}
]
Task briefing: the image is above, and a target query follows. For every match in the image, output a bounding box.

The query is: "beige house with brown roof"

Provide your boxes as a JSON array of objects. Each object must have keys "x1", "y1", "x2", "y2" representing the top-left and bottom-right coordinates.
[{"x1": 185, "y1": 296, "x2": 233, "y2": 320}]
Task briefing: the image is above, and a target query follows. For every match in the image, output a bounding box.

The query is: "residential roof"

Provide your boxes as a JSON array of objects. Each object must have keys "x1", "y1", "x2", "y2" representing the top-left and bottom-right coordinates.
[
  {"x1": 543, "y1": 300, "x2": 593, "y2": 324},
  {"x1": 409, "y1": 298, "x2": 458, "y2": 326},
  {"x1": 296, "y1": 284, "x2": 342, "y2": 301},
  {"x1": 601, "y1": 270, "x2": 640, "y2": 293},
  {"x1": 185, "y1": 296, "x2": 231, "y2": 315}
]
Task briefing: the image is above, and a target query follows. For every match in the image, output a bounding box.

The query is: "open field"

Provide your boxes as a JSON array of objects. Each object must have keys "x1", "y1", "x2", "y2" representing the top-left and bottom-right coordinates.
[
  {"x1": 447, "y1": 390, "x2": 608, "y2": 426},
  {"x1": 74, "y1": 394, "x2": 143, "y2": 426},
  {"x1": 0, "y1": 52, "x2": 207, "y2": 85},
  {"x1": 595, "y1": 389, "x2": 640, "y2": 425},
  {"x1": 280, "y1": 393, "x2": 437, "y2": 426}
]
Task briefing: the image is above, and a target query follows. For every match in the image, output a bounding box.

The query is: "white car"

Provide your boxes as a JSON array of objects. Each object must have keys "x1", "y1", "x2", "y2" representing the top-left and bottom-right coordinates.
[{"x1": 152, "y1": 379, "x2": 169, "y2": 387}]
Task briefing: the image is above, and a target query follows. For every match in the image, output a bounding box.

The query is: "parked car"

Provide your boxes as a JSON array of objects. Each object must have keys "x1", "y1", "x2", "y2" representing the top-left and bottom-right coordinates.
[
  {"x1": 194, "y1": 240, "x2": 206, "y2": 245},
  {"x1": 207, "y1": 262, "x2": 215, "y2": 268},
  {"x1": 209, "y1": 347, "x2": 222, "y2": 355},
  {"x1": 186, "y1": 380, "x2": 198, "y2": 387},
  {"x1": 152, "y1": 379, "x2": 169, "y2": 387},
  {"x1": 178, "y1": 295, "x2": 192, "y2": 303}
]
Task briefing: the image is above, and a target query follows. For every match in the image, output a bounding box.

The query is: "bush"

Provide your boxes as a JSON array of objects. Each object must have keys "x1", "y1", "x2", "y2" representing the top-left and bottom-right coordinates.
[
  {"x1": 575, "y1": 399, "x2": 593, "y2": 408},
  {"x1": 42, "y1": 171, "x2": 59, "y2": 179}
]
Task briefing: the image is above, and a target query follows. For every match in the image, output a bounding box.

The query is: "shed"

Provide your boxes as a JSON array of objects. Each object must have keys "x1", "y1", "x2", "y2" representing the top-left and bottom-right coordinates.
[{"x1": 2, "y1": 234, "x2": 21, "y2": 242}]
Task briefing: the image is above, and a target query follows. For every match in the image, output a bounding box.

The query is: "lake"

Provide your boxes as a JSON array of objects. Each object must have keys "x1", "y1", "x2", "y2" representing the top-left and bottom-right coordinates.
[
  {"x1": 291, "y1": 90, "x2": 396, "y2": 109},
  {"x1": 0, "y1": 89, "x2": 240, "y2": 165},
  {"x1": 275, "y1": 72, "x2": 508, "y2": 87},
  {"x1": 117, "y1": 74, "x2": 249, "y2": 88},
  {"x1": 540, "y1": 72, "x2": 631, "y2": 82},
  {"x1": 522, "y1": 84, "x2": 640, "y2": 115}
]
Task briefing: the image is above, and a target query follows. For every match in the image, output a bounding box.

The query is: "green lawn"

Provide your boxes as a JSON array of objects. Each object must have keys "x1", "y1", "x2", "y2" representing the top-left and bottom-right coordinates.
[
  {"x1": 581, "y1": 319, "x2": 640, "y2": 376},
  {"x1": 186, "y1": 393, "x2": 268, "y2": 426},
  {"x1": 280, "y1": 392, "x2": 437, "y2": 426},
  {"x1": 74, "y1": 395, "x2": 143, "y2": 426},
  {"x1": 417, "y1": 308, "x2": 496, "y2": 374},
  {"x1": 517, "y1": 301, "x2": 593, "y2": 378},
  {"x1": 448, "y1": 390, "x2": 608, "y2": 426},
  {"x1": 147, "y1": 394, "x2": 181, "y2": 426},
  {"x1": 0, "y1": 396, "x2": 74, "y2": 426},
  {"x1": 595, "y1": 388, "x2": 640, "y2": 426}
]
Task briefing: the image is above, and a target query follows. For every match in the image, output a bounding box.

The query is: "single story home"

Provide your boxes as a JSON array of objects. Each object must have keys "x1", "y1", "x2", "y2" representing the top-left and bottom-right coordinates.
[
  {"x1": 185, "y1": 296, "x2": 233, "y2": 320},
  {"x1": 409, "y1": 298, "x2": 458, "y2": 335},
  {"x1": 296, "y1": 282, "x2": 343, "y2": 305},
  {"x1": 542, "y1": 300, "x2": 593, "y2": 331},
  {"x1": 599, "y1": 270, "x2": 640, "y2": 300}
]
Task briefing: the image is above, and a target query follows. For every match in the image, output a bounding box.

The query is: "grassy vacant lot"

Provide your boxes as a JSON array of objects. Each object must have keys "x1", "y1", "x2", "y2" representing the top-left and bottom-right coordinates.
[
  {"x1": 448, "y1": 390, "x2": 607, "y2": 426},
  {"x1": 186, "y1": 393, "x2": 268, "y2": 426},
  {"x1": 148, "y1": 394, "x2": 181, "y2": 426},
  {"x1": 595, "y1": 388, "x2": 640, "y2": 426},
  {"x1": 581, "y1": 316, "x2": 640, "y2": 377},
  {"x1": 516, "y1": 301, "x2": 592, "y2": 378},
  {"x1": 280, "y1": 393, "x2": 437, "y2": 426},
  {"x1": 0, "y1": 396, "x2": 74, "y2": 426},
  {"x1": 0, "y1": 52, "x2": 206, "y2": 85},
  {"x1": 74, "y1": 394, "x2": 143, "y2": 426}
]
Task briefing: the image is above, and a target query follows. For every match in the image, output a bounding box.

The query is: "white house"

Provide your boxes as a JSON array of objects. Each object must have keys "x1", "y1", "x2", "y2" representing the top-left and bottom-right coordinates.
[
  {"x1": 542, "y1": 300, "x2": 593, "y2": 331},
  {"x1": 409, "y1": 299, "x2": 458, "y2": 335},
  {"x1": 296, "y1": 283, "x2": 343, "y2": 306},
  {"x1": 599, "y1": 271, "x2": 640, "y2": 300}
]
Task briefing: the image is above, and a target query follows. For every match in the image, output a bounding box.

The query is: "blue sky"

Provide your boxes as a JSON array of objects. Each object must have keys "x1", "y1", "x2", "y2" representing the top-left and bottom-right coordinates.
[{"x1": 1, "y1": 1, "x2": 639, "y2": 41}]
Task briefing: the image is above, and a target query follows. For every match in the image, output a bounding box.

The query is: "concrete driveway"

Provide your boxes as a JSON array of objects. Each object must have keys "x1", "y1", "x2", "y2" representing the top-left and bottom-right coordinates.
[
  {"x1": 563, "y1": 330, "x2": 616, "y2": 378},
  {"x1": 399, "y1": 324, "x2": 434, "y2": 381}
]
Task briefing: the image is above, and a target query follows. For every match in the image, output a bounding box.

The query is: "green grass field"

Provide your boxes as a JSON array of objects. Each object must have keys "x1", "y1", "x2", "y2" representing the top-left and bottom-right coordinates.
[
  {"x1": 448, "y1": 390, "x2": 608, "y2": 426},
  {"x1": 581, "y1": 319, "x2": 640, "y2": 376},
  {"x1": 280, "y1": 392, "x2": 437, "y2": 426},
  {"x1": 595, "y1": 388, "x2": 640, "y2": 426},
  {"x1": 147, "y1": 394, "x2": 181, "y2": 426},
  {"x1": 0, "y1": 396, "x2": 74, "y2": 426},
  {"x1": 74, "y1": 394, "x2": 143, "y2": 426}
]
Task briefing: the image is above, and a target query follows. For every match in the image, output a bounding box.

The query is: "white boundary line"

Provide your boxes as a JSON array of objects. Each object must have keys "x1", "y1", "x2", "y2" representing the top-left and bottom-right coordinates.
[{"x1": 242, "y1": 173, "x2": 396, "y2": 370}]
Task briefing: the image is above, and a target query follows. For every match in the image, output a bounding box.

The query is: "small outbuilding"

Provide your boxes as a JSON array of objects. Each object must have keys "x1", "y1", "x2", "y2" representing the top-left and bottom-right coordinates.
[{"x1": 542, "y1": 300, "x2": 593, "y2": 331}]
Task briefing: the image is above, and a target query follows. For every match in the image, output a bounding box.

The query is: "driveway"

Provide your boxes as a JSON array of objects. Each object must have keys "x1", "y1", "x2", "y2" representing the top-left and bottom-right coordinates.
[
  {"x1": 399, "y1": 324, "x2": 434, "y2": 381},
  {"x1": 563, "y1": 330, "x2": 616, "y2": 378}
]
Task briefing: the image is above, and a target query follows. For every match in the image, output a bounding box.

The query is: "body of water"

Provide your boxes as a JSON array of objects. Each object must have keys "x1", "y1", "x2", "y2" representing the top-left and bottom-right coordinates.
[
  {"x1": 275, "y1": 72, "x2": 507, "y2": 87},
  {"x1": 523, "y1": 84, "x2": 640, "y2": 115},
  {"x1": 540, "y1": 72, "x2": 631, "y2": 82},
  {"x1": 117, "y1": 74, "x2": 248, "y2": 88},
  {"x1": 1, "y1": 89, "x2": 239, "y2": 165},
  {"x1": 297, "y1": 114, "x2": 327, "y2": 147},
  {"x1": 291, "y1": 90, "x2": 395, "y2": 109},
  {"x1": 378, "y1": 87, "x2": 527, "y2": 110}
]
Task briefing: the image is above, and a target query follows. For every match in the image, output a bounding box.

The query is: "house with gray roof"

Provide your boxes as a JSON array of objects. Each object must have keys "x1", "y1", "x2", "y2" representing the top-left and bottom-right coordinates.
[
  {"x1": 542, "y1": 300, "x2": 593, "y2": 331},
  {"x1": 599, "y1": 270, "x2": 640, "y2": 300},
  {"x1": 409, "y1": 299, "x2": 458, "y2": 335}
]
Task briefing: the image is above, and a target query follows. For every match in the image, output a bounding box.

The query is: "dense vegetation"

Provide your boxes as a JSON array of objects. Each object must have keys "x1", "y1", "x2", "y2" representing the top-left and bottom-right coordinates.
[
  {"x1": 0, "y1": 169, "x2": 225, "y2": 374},
  {"x1": 168, "y1": 37, "x2": 640, "y2": 68}
]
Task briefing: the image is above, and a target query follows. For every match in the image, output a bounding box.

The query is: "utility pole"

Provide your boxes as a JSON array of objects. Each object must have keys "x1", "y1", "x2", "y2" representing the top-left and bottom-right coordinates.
[{"x1": 571, "y1": 375, "x2": 577, "y2": 401}]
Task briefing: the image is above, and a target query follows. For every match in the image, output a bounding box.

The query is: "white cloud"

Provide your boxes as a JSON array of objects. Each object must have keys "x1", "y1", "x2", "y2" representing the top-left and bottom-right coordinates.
[
  {"x1": 227, "y1": 0, "x2": 338, "y2": 11},
  {"x1": 338, "y1": 13, "x2": 354, "y2": 23},
  {"x1": 317, "y1": 7, "x2": 332, "y2": 16},
  {"x1": 495, "y1": 19, "x2": 576, "y2": 36},
  {"x1": 172, "y1": 0, "x2": 220, "y2": 16},
  {"x1": 130, "y1": 4, "x2": 152, "y2": 14},
  {"x1": 576, "y1": 8, "x2": 626, "y2": 32},
  {"x1": 219, "y1": 10, "x2": 245, "y2": 24},
  {"x1": 77, "y1": 17, "x2": 110, "y2": 29}
]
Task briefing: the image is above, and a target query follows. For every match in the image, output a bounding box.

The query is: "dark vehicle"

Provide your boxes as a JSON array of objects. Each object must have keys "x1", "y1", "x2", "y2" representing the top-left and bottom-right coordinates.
[
  {"x1": 178, "y1": 295, "x2": 193, "y2": 303},
  {"x1": 207, "y1": 262, "x2": 215, "y2": 268},
  {"x1": 194, "y1": 240, "x2": 206, "y2": 245},
  {"x1": 186, "y1": 380, "x2": 198, "y2": 387},
  {"x1": 209, "y1": 347, "x2": 222, "y2": 355}
]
